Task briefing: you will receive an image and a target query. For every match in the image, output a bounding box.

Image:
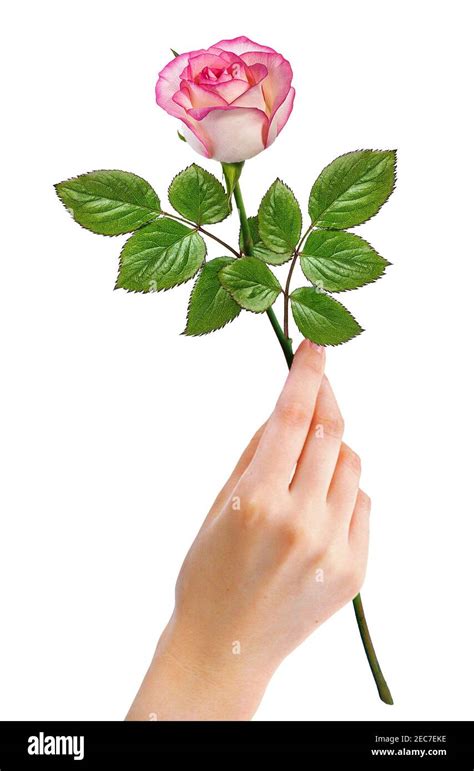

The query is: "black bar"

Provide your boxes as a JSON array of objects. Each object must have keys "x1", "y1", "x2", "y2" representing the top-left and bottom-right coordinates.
[{"x1": 0, "y1": 721, "x2": 473, "y2": 766}]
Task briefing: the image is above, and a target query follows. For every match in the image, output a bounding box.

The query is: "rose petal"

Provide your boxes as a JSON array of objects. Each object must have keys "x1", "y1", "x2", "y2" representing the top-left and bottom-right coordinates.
[
  {"x1": 155, "y1": 49, "x2": 205, "y2": 117},
  {"x1": 265, "y1": 87, "x2": 295, "y2": 148},
  {"x1": 227, "y1": 64, "x2": 268, "y2": 111},
  {"x1": 245, "y1": 62, "x2": 268, "y2": 86},
  {"x1": 193, "y1": 106, "x2": 269, "y2": 163},
  {"x1": 211, "y1": 36, "x2": 277, "y2": 55},
  {"x1": 179, "y1": 123, "x2": 207, "y2": 157},
  {"x1": 181, "y1": 52, "x2": 228, "y2": 80},
  {"x1": 172, "y1": 88, "x2": 192, "y2": 111},
  {"x1": 198, "y1": 69, "x2": 233, "y2": 84},
  {"x1": 179, "y1": 116, "x2": 213, "y2": 158},
  {"x1": 207, "y1": 47, "x2": 245, "y2": 65},
  {"x1": 182, "y1": 81, "x2": 228, "y2": 110},
  {"x1": 240, "y1": 51, "x2": 285, "y2": 67},
  {"x1": 231, "y1": 82, "x2": 266, "y2": 111},
  {"x1": 241, "y1": 52, "x2": 293, "y2": 119},
  {"x1": 206, "y1": 78, "x2": 251, "y2": 104},
  {"x1": 263, "y1": 60, "x2": 293, "y2": 118}
]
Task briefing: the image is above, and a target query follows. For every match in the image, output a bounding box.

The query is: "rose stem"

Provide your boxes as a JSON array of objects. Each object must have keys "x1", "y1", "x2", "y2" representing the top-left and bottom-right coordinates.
[
  {"x1": 232, "y1": 179, "x2": 293, "y2": 367},
  {"x1": 353, "y1": 594, "x2": 394, "y2": 704},
  {"x1": 231, "y1": 169, "x2": 394, "y2": 706}
]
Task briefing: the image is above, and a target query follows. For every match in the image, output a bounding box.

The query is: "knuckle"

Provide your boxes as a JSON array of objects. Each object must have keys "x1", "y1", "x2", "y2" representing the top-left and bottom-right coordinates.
[
  {"x1": 318, "y1": 412, "x2": 345, "y2": 439},
  {"x1": 309, "y1": 542, "x2": 328, "y2": 566},
  {"x1": 277, "y1": 520, "x2": 308, "y2": 549},
  {"x1": 234, "y1": 480, "x2": 275, "y2": 524},
  {"x1": 243, "y1": 493, "x2": 266, "y2": 518},
  {"x1": 233, "y1": 484, "x2": 262, "y2": 515},
  {"x1": 341, "y1": 443, "x2": 361, "y2": 474},
  {"x1": 276, "y1": 399, "x2": 308, "y2": 428}
]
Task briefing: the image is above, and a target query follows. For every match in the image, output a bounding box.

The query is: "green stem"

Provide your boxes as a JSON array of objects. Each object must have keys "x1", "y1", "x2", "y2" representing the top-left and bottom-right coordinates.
[
  {"x1": 229, "y1": 163, "x2": 393, "y2": 706},
  {"x1": 233, "y1": 175, "x2": 293, "y2": 367},
  {"x1": 353, "y1": 594, "x2": 394, "y2": 704},
  {"x1": 266, "y1": 306, "x2": 294, "y2": 368},
  {"x1": 232, "y1": 180, "x2": 253, "y2": 255},
  {"x1": 283, "y1": 224, "x2": 314, "y2": 337}
]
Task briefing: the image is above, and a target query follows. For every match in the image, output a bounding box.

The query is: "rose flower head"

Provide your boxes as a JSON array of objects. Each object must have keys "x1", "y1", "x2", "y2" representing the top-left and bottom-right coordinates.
[{"x1": 156, "y1": 36, "x2": 295, "y2": 163}]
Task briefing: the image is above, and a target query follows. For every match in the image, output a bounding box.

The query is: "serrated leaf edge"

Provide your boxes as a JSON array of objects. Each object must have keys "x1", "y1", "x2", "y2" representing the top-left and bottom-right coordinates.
[
  {"x1": 182, "y1": 259, "x2": 241, "y2": 336},
  {"x1": 299, "y1": 232, "x2": 392, "y2": 293},
  {"x1": 54, "y1": 169, "x2": 161, "y2": 237},
  {"x1": 309, "y1": 149, "x2": 397, "y2": 230},
  {"x1": 258, "y1": 178, "x2": 303, "y2": 253},
  {"x1": 168, "y1": 163, "x2": 230, "y2": 225},
  {"x1": 114, "y1": 222, "x2": 206, "y2": 294},
  {"x1": 290, "y1": 287, "x2": 365, "y2": 347}
]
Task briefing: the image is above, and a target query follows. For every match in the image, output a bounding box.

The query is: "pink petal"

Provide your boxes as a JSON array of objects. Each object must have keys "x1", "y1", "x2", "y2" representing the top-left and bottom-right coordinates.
[
  {"x1": 229, "y1": 64, "x2": 269, "y2": 110},
  {"x1": 207, "y1": 48, "x2": 247, "y2": 66},
  {"x1": 198, "y1": 70, "x2": 233, "y2": 85},
  {"x1": 183, "y1": 81, "x2": 228, "y2": 109},
  {"x1": 245, "y1": 62, "x2": 268, "y2": 86},
  {"x1": 179, "y1": 117, "x2": 213, "y2": 158},
  {"x1": 155, "y1": 50, "x2": 205, "y2": 117},
  {"x1": 211, "y1": 36, "x2": 277, "y2": 55},
  {"x1": 181, "y1": 52, "x2": 228, "y2": 80},
  {"x1": 205, "y1": 78, "x2": 251, "y2": 104},
  {"x1": 188, "y1": 105, "x2": 228, "y2": 120},
  {"x1": 231, "y1": 82, "x2": 266, "y2": 111},
  {"x1": 172, "y1": 88, "x2": 192, "y2": 111},
  {"x1": 240, "y1": 51, "x2": 285, "y2": 67},
  {"x1": 241, "y1": 53, "x2": 293, "y2": 114},
  {"x1": 179, "y1": 123, "x2": 210, "y2": 158},
  {"x1": 265, "y1": 87, "x2": 295, "y2": 148},
  {"x1": 263, "y1": 58, "x2": 293, "y2": 118}
]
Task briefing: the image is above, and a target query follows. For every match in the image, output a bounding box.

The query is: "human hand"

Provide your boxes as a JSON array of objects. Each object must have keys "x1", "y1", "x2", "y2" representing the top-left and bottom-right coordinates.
[{"x1": 127, "y1": 340, "x2": 370, "y2": 720}]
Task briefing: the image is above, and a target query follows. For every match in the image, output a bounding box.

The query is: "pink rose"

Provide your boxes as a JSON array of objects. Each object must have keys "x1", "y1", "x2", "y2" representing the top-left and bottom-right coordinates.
[{"x1": 155, "y1": 36, "x2": 295, "y2": 164}]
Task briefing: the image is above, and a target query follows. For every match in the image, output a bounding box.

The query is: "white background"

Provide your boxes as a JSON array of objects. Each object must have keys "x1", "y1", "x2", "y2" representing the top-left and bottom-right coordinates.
[{"x1": 1, "y1": 0, "x2": 473, "y2": 721}]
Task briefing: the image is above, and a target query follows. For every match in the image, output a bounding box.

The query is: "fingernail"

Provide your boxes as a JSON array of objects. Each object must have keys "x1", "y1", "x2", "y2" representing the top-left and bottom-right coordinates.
[{"x1": 309, "y1": 342, "x2": 324, "y2": 353}]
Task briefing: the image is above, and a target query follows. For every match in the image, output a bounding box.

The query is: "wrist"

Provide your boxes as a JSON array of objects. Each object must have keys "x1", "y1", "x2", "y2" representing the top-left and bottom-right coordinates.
[{"x1": 127, "y1": 613, "x2": 274, "y2": 721}]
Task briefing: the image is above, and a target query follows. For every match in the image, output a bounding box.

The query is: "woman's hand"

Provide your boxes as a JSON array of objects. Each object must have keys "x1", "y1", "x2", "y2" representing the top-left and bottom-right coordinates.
[{"x1": 127, "y1": 340, "x2": 370, "y2": 720}]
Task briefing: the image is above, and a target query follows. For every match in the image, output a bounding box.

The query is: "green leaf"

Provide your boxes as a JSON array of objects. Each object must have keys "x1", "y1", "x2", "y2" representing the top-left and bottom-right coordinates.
[
  {"x1": 168, "y1": 164, "x2": 230, "y2": 225},
  {"x1": 55, "y1": 170, "x2": 161, "y2": 235},
  {"x1": 219, "y1": 256, "x2": 282, "y2": 313},
  {"x1": 184, "y1": 258, "x2": 241, "y2": 336},
  {"x1": 300, "y1": 230, "x2": 390, "y2": 292},
  {"x1": 308, "y1": 150, "x2": 396, "y2": 229},
  {"x1": 116, "y1": 218, "x2": 205, "y2": 292},
  {"x1": 239, "y1": 216, "x2": 292, "y2": 265},
  {"x1": 290, "y1": 287, "x2": 363, "y2": 346},
  {"x1": 258, "y1": 179, "x2": 302, "y2": 253}
]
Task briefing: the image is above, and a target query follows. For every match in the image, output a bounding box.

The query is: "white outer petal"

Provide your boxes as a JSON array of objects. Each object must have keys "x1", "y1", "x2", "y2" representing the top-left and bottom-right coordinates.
[{"x1": 183, "y1": 107, "x2": 268, "y2": 163}]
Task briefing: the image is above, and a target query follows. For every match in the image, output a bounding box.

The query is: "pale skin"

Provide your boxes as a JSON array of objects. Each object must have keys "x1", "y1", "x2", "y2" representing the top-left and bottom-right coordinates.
[{"x1": 127, "y1": 340, "x2": 370, "y2": 721}]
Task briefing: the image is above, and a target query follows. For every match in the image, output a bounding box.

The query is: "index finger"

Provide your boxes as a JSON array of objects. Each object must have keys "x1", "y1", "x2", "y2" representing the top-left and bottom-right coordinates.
[{"x1": 248, "y1": 340, "x2": 326, "y2": 486}]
